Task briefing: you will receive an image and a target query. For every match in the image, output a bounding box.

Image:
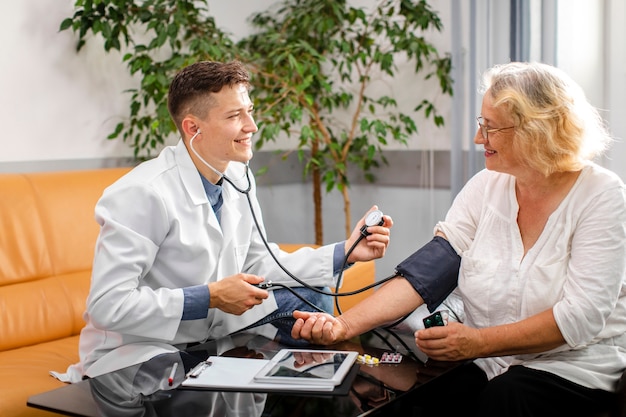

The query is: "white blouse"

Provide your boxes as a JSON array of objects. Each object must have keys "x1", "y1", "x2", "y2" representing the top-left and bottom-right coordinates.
[{"x1": 436, "y1": 163, "x2": 626, "y2": 391}]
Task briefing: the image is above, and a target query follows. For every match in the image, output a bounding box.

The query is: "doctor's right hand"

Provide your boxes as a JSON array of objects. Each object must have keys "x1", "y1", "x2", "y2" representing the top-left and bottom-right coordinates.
[{"x1": 208, "y1": 274, "x2": 268, "y2": 315}]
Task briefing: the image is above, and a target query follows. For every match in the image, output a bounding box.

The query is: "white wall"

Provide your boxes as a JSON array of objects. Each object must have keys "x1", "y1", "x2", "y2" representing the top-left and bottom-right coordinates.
[
  {"x1": 554, "y1": 0, "x2": 626, "y2": 181},
  {"x1": 0, "y1": 0, "x2": 137, "y2": 162},
  {"x1": 603, "y1": 0, "x2": 626, "y2": 181}
]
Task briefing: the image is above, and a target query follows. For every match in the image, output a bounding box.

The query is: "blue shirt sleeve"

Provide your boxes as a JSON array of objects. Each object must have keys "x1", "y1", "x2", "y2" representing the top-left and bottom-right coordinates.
[
  {"x1": 181, "y1": 285, "x2": 211, "y2": 320},
  {"x1": 333, "y1": 242, "x2": 353, "y2": 275},
  {"x1": 181, "y1": 245, "x2": 347, "y2": 319}
]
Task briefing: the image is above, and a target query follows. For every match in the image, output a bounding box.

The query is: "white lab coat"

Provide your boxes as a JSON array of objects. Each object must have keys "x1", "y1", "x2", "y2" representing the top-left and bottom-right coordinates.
[{"x1": 63, "y1": 140, "x2": 337, "y2": 382}]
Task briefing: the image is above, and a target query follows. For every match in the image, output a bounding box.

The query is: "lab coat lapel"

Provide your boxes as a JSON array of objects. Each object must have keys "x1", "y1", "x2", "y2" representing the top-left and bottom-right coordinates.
[
  {"x1": 219, "y1": 185, "x2": 243, "y2": 260},
  {"x1": 218, "y1": 163, "x2": 246, "y2": 256},
  {"x1": 175, "y1": 140, "x2": 207, "y2": 205},
  {"x1": 174, "y1": 139, "x2": 224, "y2": 240}
]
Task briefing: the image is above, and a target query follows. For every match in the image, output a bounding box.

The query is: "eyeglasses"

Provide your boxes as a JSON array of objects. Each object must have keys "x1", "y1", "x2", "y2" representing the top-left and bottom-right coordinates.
[{"x1": 476, "y1": 116, "x2": 515, "y2": 140}]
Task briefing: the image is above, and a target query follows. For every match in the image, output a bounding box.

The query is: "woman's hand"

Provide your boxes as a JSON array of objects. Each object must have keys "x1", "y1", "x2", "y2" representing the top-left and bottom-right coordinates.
[
  {"x1": 416, "y1": 310, "x2": 566, "y2": 361},
  {"x1": 291, "y1": 311, "x2": 348, "y2": 345},
  {"x1": 291, "y1": 350, "x2": 334, "y2": 368},
  {"x1": 414, "y1": 322, "x2": 484, "y2": 361}
]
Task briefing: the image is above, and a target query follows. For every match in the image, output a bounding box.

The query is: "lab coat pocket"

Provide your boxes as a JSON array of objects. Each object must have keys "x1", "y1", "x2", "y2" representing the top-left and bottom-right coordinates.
[{"x1": 234, "y1": 243, "x2": 250, "y2": 271}]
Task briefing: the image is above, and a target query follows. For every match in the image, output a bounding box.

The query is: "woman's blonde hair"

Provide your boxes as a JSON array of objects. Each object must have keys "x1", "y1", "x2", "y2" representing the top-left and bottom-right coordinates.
[{"x1": 481, "y1": 62, "x2": 612, "y2": 176}]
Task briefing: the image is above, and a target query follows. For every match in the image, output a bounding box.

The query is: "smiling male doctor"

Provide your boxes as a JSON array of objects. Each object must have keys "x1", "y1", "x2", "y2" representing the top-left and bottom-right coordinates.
[{"x1": 57, "y1": 60, "x2": 392, "y2": 382}]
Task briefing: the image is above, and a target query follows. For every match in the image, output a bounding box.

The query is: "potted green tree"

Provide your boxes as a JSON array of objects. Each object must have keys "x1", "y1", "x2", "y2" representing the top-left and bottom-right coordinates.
[{"x1": 61, "y1": 0, "x2": 452, "y2": 243}]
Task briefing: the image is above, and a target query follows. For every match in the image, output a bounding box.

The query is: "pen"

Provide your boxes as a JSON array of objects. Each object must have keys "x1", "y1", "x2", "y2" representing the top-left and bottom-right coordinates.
[
  {"x1": 187, "y1": 360, "x2": 212, "y2": 378},
  {"x1": 168, "y1": 362, "x2": 178, "y2": 386}
]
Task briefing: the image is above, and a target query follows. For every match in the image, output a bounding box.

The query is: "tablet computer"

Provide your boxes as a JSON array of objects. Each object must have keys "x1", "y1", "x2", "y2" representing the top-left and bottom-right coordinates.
[{"x1": 253, "y1": 349, "x2": 358, "y2": 387}]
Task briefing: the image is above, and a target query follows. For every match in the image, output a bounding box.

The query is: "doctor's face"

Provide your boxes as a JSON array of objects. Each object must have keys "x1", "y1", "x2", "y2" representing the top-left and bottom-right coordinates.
[{"x1": 194, "y1": 83, "x2": 258, "y2": 173}]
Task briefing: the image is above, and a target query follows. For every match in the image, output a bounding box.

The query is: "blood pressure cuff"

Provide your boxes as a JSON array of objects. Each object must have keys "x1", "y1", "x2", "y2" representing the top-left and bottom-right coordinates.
[{"x1": 395, "y1": 236, "x2": 461, "y2": 312}]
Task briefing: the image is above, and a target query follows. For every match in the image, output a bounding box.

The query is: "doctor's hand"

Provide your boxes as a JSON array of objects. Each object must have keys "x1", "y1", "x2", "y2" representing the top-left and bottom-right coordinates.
[
  {"x1": 291, "y1": 311, "x2": 348, "y2": 345},
  {"x1": 345, "y1": 205, "x2": 393, "y2": 264},
  {"x1": 208, "y1": 274, "x2": 268, "y2": 315}
]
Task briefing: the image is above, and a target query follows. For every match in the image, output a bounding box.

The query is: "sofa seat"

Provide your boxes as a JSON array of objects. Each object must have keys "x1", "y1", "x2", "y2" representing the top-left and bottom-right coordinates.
[{"x1": 0, "y1": 336, "x2": 79, "y2": 417}]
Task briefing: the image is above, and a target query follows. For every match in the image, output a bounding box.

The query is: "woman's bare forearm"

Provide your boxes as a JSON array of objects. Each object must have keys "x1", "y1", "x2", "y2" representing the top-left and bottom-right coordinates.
[{"x1": 340, "y1": 277, "x2": 425, "y2": 339}]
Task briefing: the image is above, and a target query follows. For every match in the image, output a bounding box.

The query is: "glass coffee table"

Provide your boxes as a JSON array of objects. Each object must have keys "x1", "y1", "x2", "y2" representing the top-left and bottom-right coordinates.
[{"x1": 28, "y1": 329, "x2": 464, "y2": 417}]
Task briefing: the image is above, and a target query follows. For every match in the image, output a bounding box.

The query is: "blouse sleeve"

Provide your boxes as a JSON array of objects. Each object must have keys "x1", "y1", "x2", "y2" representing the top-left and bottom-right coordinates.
[{"x1": 553, "y1": 176, "x2": 626, "y2": 347}]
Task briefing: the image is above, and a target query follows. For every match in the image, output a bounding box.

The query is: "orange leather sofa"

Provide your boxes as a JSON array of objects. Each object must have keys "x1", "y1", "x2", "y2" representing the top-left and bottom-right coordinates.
[{"x1": 0, "y1": 168, "x2": 374, "y2": 417}]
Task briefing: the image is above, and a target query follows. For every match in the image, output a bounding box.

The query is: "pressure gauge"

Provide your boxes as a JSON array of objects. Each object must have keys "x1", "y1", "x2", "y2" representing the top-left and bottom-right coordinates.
[{"x1": 365, "y1": 210, "x2": 384, "y2": 227}]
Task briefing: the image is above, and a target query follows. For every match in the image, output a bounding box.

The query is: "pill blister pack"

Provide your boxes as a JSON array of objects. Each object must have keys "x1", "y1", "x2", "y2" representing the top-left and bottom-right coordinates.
[{"x1": 357, "y1": 352, "x2": 403, "y2": 366}]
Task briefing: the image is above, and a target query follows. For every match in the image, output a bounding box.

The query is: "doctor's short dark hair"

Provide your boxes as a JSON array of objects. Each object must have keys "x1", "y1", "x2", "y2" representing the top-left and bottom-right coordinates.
[{"x1": 167, "y1": 60, "x2": 251, "y2": 134}]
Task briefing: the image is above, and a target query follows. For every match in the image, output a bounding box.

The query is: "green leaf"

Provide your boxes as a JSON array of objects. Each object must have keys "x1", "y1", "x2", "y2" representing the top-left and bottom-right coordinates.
[
  {"x1": 59, "y1": 18, "x2": 73, "y2": 31},
  {"x1": 107, "y1": 122, "x2": 124, "y2": 139}
]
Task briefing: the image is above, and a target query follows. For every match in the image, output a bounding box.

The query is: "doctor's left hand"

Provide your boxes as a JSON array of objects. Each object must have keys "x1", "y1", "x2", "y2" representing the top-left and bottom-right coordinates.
[
  {"x1": 208, "y1": 274, "x2": 268, "y2": 315},
  {"x1": 345, "y1": 205, "x2": 393, "y2": 263}
]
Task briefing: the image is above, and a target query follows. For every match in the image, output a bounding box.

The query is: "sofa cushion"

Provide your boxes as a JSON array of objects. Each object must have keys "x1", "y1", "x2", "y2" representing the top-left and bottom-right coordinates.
[
  {"x1": 0, "y1": 169, "x2": 131, "y2": 285},
  {"x1": 0, "y1": 271, "x2": 90, "y2": 351},
  {"x1": 0, "y1": 336, "x2": 79, "y2": 417},
  {"x1": 0, "y1": 174, "x2": 52, "y2": 284},
  {"x1": 0, "y1": 169, "x2": 131, "y2": 352}
]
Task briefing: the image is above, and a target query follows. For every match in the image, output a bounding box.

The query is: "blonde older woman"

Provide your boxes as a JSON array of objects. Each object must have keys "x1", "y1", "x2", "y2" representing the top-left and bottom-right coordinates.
[{"x1": 292, "y1": 62, "x2": 626, "y2": 417}]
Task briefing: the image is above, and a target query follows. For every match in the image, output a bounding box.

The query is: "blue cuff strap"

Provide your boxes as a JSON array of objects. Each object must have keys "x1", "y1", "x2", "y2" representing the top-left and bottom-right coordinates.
[{"x1": 395, "y1": 236, "x2": 460, "y2": 312}]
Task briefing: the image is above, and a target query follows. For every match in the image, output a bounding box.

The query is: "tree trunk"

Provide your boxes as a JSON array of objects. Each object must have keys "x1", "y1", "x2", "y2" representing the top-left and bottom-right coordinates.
[
  {"x1": 342, "y1": 184, "x2": 351, "y2": 239},
  {"x1": 311, "y1": 142, "x2": 323, "y2": 245}
]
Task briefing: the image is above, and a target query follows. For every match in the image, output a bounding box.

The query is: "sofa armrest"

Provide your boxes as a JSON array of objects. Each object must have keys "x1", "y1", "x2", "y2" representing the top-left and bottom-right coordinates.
[{"x1": 277, "y1": 244, "x2": 375, "y2": 315}]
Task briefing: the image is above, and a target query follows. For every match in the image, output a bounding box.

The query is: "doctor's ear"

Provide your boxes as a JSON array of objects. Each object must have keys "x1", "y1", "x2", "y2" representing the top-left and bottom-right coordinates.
[{"x1": 181, "y1": 118, "x2": 201, "y2": 138}]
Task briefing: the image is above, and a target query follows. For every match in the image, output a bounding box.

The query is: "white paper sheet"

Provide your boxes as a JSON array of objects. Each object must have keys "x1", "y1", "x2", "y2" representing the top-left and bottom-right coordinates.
[{"x1": 180, "y1": 356, "x2": 335, "y2": 392}]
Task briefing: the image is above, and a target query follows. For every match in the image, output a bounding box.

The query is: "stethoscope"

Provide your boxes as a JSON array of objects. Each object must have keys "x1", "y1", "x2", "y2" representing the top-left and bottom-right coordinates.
[
  {"x1": 189, "y1": 129, "x2": 397, "y2": 314},
  {"x1": 190, "y1": 130, "x2": 419, "y2": 359}
]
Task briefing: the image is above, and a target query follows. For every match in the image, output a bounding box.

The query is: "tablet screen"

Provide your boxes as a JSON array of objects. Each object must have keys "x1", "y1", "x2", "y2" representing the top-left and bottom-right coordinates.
[{"x1": 254, "y1": 349, "x2": 358, "y2": 386}]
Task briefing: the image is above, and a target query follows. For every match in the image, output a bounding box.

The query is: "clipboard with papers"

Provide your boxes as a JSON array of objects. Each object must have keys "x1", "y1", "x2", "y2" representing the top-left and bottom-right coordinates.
[{"x1": 180, "y1": 349, "x2": 359, "y2": 395}]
